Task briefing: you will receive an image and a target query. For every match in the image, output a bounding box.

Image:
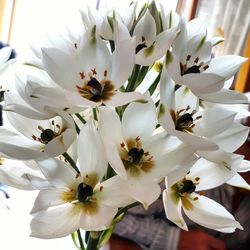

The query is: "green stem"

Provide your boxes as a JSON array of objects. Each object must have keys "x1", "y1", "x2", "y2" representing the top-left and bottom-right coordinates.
[
  {"x1": 92, "y1": 108, "x2": 98, "y2": 121},
  {"x1": 75, "y1": 113, "x2": 86, "y2": 124},
  {"x1": 86, "y1": 234, "x2": 99, "y2": 250},
  {"x1": 115, "y1": 201, "x2": 140, "y2": 219},
  {"x1": 63, "y1": 152, "x2": 80, "y2": 173},
  {"x1": 134, "y1": 65, "x2": 149, "y2": 89},
  {"x1": 109, "y1": 40, "x2": 115, "y2": 52},
  {"x1": 148, "y1": 71, "x2": 161, "y2": 95},
  {"x1": 126, "y1": 64, "x2": 141, "y2": 92},
  {"x1": 85, "y1": 231, "x2": 90, "y2": 244},
  {"x1": 74, "y1": 121, "x2": 80, "y2": 134},
  {"x1": 77, "y1": 230, "x2": 85, "y2": 250}
]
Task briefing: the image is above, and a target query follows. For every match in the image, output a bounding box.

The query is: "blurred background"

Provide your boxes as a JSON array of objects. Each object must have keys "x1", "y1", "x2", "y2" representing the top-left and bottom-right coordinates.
[{"x1": 0, "y1": 0, "x2": 249, "y2": 249}]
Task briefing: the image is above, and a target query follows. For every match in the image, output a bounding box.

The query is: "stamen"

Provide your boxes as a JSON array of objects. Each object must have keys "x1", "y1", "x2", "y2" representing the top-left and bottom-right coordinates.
[
  {"x1": 79, "y1": 72, "x2": 85, "y2": 80},
  {"x1": 38, "y1": 125, "x2": 44, "y2": 132},
  {"x1": 91, "y1": 68, "x2": 97, "y2": 75},
  {"x1": 194, "y1": 57, "x2": 199, "y2": 63}
]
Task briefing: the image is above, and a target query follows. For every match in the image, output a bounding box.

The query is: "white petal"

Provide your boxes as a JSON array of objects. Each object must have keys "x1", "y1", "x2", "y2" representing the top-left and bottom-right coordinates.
[
  {"x1": 182, "y1": 73, "x2": 224, "y2": 93},
  {"x1": 171, "y1": 130, "x2": 219, "y2": 151},
  {"x1": 30, "y1": 204, "x2": 82, "y2": 239},
  {"x1": 98, "y1": 107, "x2": 127, "y2": 178},
  {"x1": 174, "y1": 86, "x2": 198, "y2": 111},
  {"x1": 183, "y1": 194, "x2": 242, "y2": 232},
  {"x1": 238, "y1": 160, "x2": 250, "y2": 173},
  {"x1": 122, "y1": 94, "x2": 156, "y2": 142},
  {"x1": 0, "y1": 140, "x2": 43, "y2": 160},
  {"x1": 110, "y1": 39, "x2": 135, "y2": 88},
  {"x1": 210, "y1": 123, "x2": 249, "y2": 152},
  {"x1": 22, "y1": 173, "x2": 51, "y2": 189},
  {"x1": 163, "y1": 189, "x2": 188, "y2": 230},
  {"x1": 0, "y1": 160, "x2": 44, "y2": 190},
  {"x1": 133, "y1": 10, "x2": 156, "y2": 45},
  {"x1": 80, "y1": 36, "x2": 111, "y2": 75},
  {"x1": 80, "y1": 203, "x2": 117, "y2": 231},
  {"x1": 227, "y1": 173, "x2": 250, "y2": 190},
  {"x1": 104, "y1": 91, "x2": 143, "y2": 107},
  {"x1": 125, "y1": 176, "x2": 161, "y2": 208},
  {"x1": 159, "y1": 69, "x2": 175, "y2": 109},
  {"x1": 194, "y1": 107, "x2": 236, "y2": 137},
  {"x1": 98, "y1": 106, "x2": 123, "y2": 145},
  {"x1": 186, "y1": 17, "x2": 207, "y2": 38},
  {"x1": 105, "y1": 142, "x2": 127, "y2": 179},
  {"x1": 189, "y1": 155, "x2": 243, "y2": 191},
  {"x1": 78, "y1": 121, "x2": 107, "y2": 181},
  {"x1": 153, "y1": 145, "x2": 196, "y2": 178},
  {"x1": 44, "y1": 134, "x2": 71, "y2": 158},
  {"x1": 31, "y1": 188, "x2": 67, "y2": 214},
  {"x1": 167, "y1": 155, "x2": 198, "y2": 187},
  {"x1": 206, "y1": 55, "x2": 248, "y2": 79},
  {"x1": 42, "y1": 48, "x2": 79, "y2": 91},
  {"x1": 165, "y1": 51, "x2": 183, "y2": 84},
  {"x1": 195, "y1": 88, "x2": 249, "y2": 104},
  {"x1": 95, "y1": 175, "x2": 134, "y2": 207},
  {"x1": 36, "y1": 158, "x2": 77, "y2": 187},
  {"x1": 172, "y1": 16, "x2": 188, "y2": 59}
]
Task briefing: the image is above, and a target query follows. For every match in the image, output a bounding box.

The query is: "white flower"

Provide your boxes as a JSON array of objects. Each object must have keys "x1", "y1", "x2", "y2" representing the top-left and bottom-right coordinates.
[
  {"x1": 0, "y1": 111, "x2": 76, "y2": 160},
  {"x1": 99, "y1": 94, "x2": 195, "y2": 207},
  {"x1": 4, "y1": 65, "x2": 84, "y2": 119},
  {"x1": 158, "y1": 70, "x2": 239, "y2": 150},
  {"x1": 132, "y1": 10, "x2": 177, "y2": 66},
  {"x1": 41, "y1": 33, "x2": 142, "y2": 108},
  {"x1": 30, "y1": 121, "x2": 131, "y2": 238},
  {"x1": 165, "y1": 17, "x2": 247, "y2": 96},
  {"x1": 163, "y1": 176, "x2": 243, "y2": 232},
  {"x1": 0, "y1": 158, "x2": 49, "y2": 190}
]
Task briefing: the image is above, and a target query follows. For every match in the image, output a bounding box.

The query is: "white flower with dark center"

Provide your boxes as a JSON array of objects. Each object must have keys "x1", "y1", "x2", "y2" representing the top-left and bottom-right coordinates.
[
  {"x1": 0, "y1": 111, "x2": 76, "y2": 160},
  {"x1": 165, "y1": 17, "x2": 247, "y2": 96},
  {"x1": 30, "y1": 121, "x2": 132, "y2": 238},
  {"x1": 158, "y1": 70, "x2": 237, "y2": 150},
  {"x1": 163, "y1": 175, "x2": 243, "y2": 232},
  {"x1": 42, "y1": 33, "x2": 142, "y2": 108},
  {"x1": 4, "y1": 65, "x2": 84, "y2": 120},
  {"x1": 132, "y1": 10, "x2": 178, "y2": 66},
  {"x1": 99, "y1": 94, "x2": 195, "y2": 207}
]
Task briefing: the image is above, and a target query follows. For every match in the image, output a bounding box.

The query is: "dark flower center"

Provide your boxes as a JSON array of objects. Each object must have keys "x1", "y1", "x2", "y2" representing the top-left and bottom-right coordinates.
[
  {"x1": 178, "y1": 180, "x2": 196, "y2": 194},
  {"x1": 40, "y1": 129, "x2": 56, "y2": 144},
  {"x1": 183, "y1": 65, "x2": 201, "y2": 74},
  {"x1": 127, "y1": 147, "x2": 144, "y2": 165},
  {"x1": 87, "y1": 77, "x2": 103, "y2": 101},
  {"x1": 135, "y1": 43, "x2": 147, "y2": 54},
  {"x1": 180, "y1": 55, "x2": 209, "y2": 76},
  {"x1": 176, "y1": 113, "x2": 194, "y2": 131},
  {"x1": 77, "y1": 183, "x2": 93, "y2": 203}
]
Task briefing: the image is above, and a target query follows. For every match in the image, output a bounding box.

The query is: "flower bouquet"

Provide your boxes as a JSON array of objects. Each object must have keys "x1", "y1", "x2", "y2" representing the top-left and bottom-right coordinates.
[{"x1": 0, "y1": 1, "x2": 249, "y2": 249}]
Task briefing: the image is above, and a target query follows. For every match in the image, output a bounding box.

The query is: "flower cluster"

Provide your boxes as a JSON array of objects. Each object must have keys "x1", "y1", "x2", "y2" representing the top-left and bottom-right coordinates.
[{"x1": 0, "y1": 1, "x2": 249, "y2": 248}]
